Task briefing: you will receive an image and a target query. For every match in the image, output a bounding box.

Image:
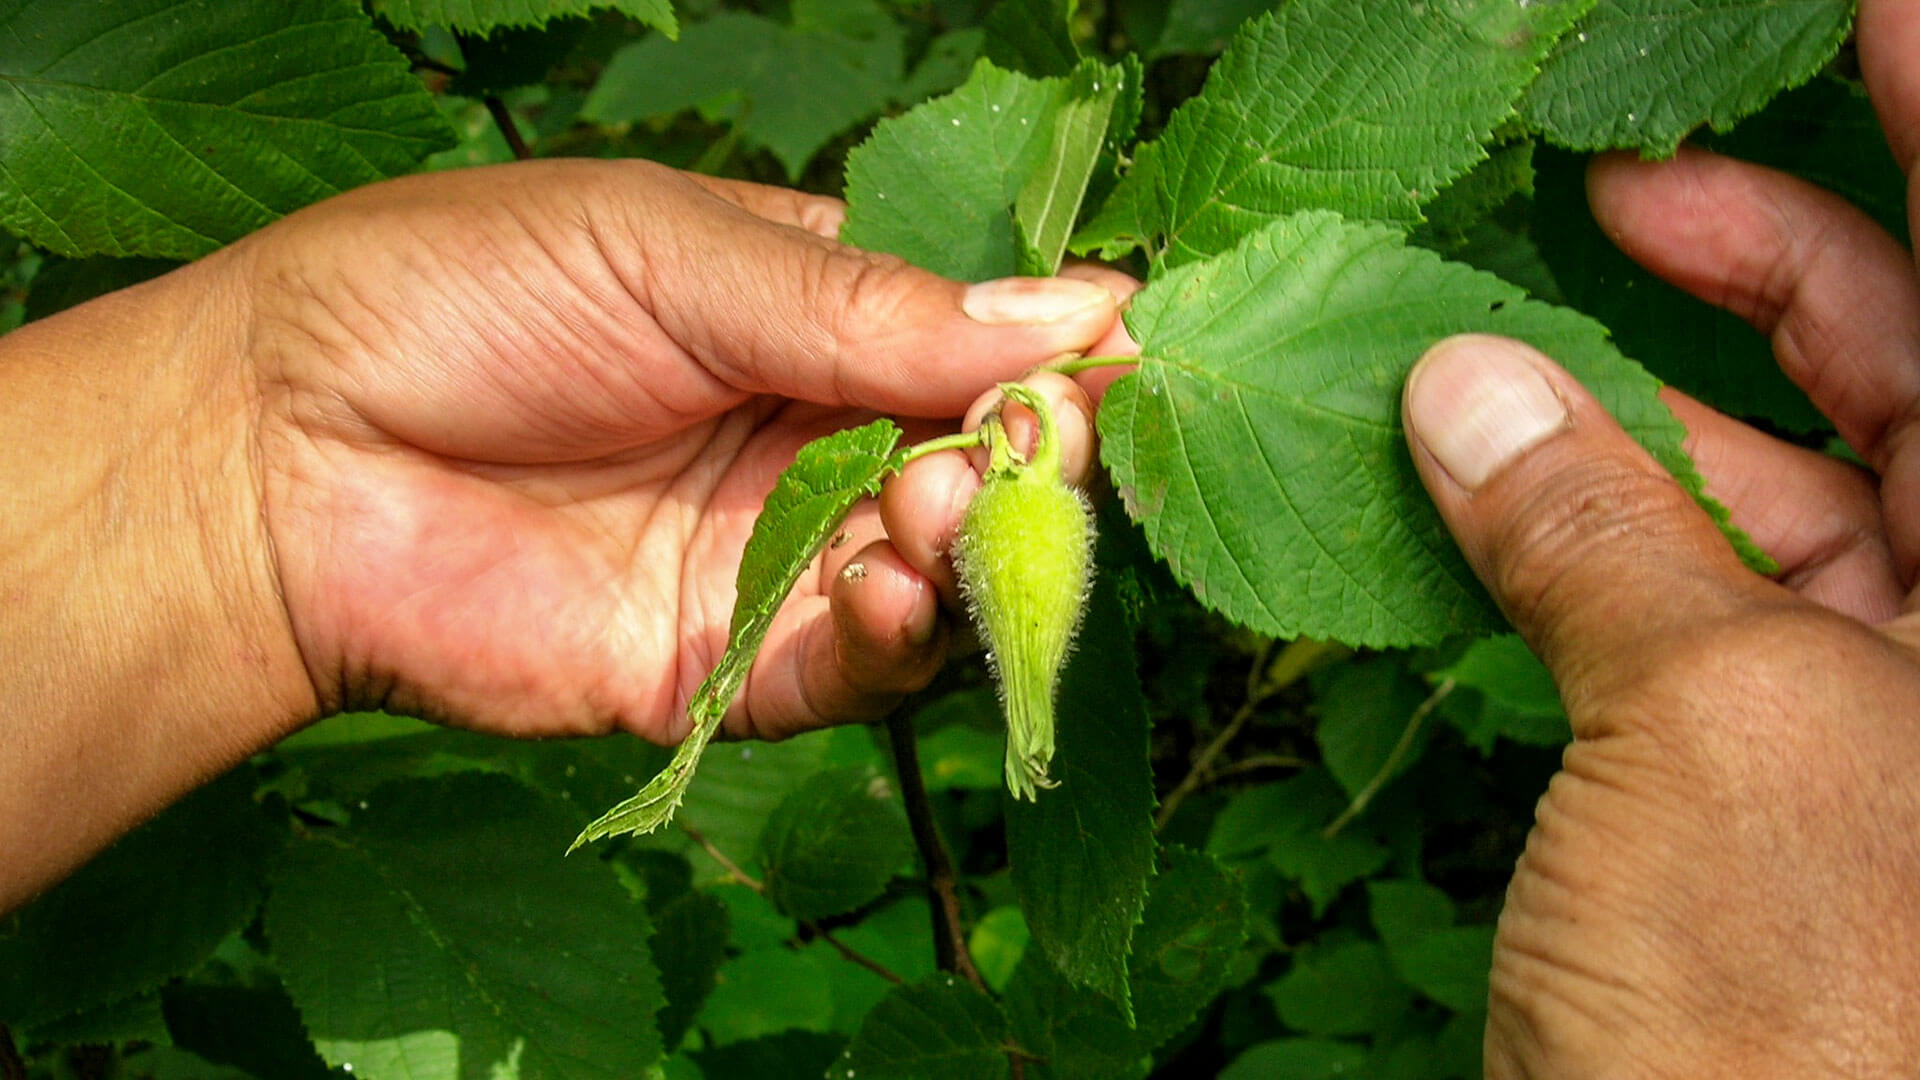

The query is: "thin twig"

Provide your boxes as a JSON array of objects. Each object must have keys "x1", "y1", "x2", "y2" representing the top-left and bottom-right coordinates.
[
  {"x1": 883, "y1": 705, "x2": 985, "y2": 991},
  {"x1": 484, "y1": 96, "x2": 533, "y2": 160},
  {"x1": 681, "y1": 822, "x2": 904, "y2": 984},
  {"x1": 816, "y1": 930, "x2": 905, "y2": 985},
  {"x1": 681, "y1": 822, "x2": 763, "y2": 892},
  {"x1": 0, "y1": 1023, "x2": 25, "y2": 1080},
  {"x1": 1155, "y1": 638, "x2": 1340, "y2": 832},
  {"x1": 1322, "y1": 679, "x2": 1456, "y2": 840},
  {"x1": 1209, "y1": 753, "x2": 1310, "y2": 781}
]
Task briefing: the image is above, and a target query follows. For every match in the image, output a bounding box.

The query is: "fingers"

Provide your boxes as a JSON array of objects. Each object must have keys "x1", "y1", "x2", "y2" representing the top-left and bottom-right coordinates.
[
  {"x1": 1859, "y1": 0, "x2": 1920, "y2": 170},
  {"x1": 880, "y1": 373, "x2": 1096, "y2": 613},
  {"x1": 1663, "y1": 389, "x2": 1903, "y2": 623},
  {"x1": 680, "y1": 173, "x2": 848, "y2": 238},
  {"x1": 736, "y1": 540, "x2": 946, "y2": 740},
  {"x1": 1586, "y1": 148, "x2": 1920, "y2": 473},
  {"x1": 1060, "y1": 261, "x2": 1143, "y2": 402},
  {"x1": 625, "y1": 163, "x2": 1122, "y2": 419},
  {"x1": 1404, "y1": 334, "x2": 1778, "y2": 723}
]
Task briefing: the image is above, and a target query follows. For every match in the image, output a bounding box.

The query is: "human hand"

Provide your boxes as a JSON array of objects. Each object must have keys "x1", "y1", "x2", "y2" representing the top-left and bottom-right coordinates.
[
  {"x1": 214, "y1": 159, "x2": 1128, "y2": 743},
  {"x1": 1402, "y1": 3, "x2": 1920, "y2": 1073}
]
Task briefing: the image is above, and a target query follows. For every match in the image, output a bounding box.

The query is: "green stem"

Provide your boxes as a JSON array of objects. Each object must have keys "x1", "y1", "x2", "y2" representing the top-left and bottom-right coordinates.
[
  {"x1": 897, "y1": 429, "x2": 986, "y2": 466},
  {"x1": 1321, "y1": 678, "x2": 1455, "y2": 840},
  {"x1": 1042, "y1": 354, "x2": 1137, "y2": 376}
]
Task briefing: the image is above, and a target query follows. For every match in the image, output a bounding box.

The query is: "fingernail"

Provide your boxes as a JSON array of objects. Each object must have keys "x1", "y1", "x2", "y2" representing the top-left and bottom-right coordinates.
[
  {"x1": 1406, "y1": 335, "x2": 1570, "y2": 491},
  {"x1": 964, "y1": 277, "x2": 1110, "y2": 325}
]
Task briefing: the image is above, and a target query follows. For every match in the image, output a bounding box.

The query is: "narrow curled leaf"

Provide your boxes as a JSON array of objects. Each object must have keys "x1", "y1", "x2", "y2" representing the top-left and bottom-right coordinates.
[
  {"x1": 572, "y1": 420, "x2": 904, "y2": 849},
  {"x1": 1012, "y1": 58, "x2": 1141, "y2": 275}
]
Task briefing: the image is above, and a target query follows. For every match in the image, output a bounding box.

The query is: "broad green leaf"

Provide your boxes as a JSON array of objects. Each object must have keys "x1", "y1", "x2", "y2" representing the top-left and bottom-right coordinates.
[
  {"x1": 1393, "y1": 926, "x2": 1497, "y2": 1012},
  {"x1": 160, "y1": 980, "x2": 339, "y2": 1080},
  {"x1": 982, "y1": 0, "x2": 1080, "y2": 77},
  {"x1": 668, "y1": 733, "x2": 850, "y2": 882},
  {"x1": 1014, "y1": 60, "x2": 1138, "y2": 275},
  {"x1": 842, "y1": 59, "x2": 1126, "y2": 282},
  {"x1": 756, "y1": 768, "x2": 911, "y2": 921},
  {"x1": 1522, "y1": 0, "x2": 1854, "y2": 155},
  {"x1": 1219, "y1": 1038, "x2": 1367, "y2": 1080},
  {"x1": 969, "y1": 907, "x2": 1033, "y2": 992},
  {"x1": 0, "y1": 0, "x2": 455, "y2": 259},
  {"x1": 575, "y1": 420, "x2": 903, "y2": 848},
  {"x1": 117, "y1": 1047, "x2": 262, "y2": 1080},
  {"x1": 1003, "y1": 848, "x2": 1248, "y2": 1079},
  {"x1": 1266, "y1": 939, "x2": 1414, "y2": 1037},
  {"x1": 688, "y1": 1030, "x2": 846, "y2": 1080},
  {"x1": 0, "y1": 769, "x2": 280, "y2": 1028},
  {"x1": 1434, "y1": 633, "x2": 1572, "y2": 751},
  {"x1": 899, "y1": 28, "x2": 987, "y2": 105},
  {"x1": 24, "y1": 991, "x2": 169, "y2": 1048},
  {"x1": 697, "y1": 946, "x2": 837, "y2": 1045},
  {"x1": 376, "y1": 0, "x2": 677, "y2": 37},
  {"x1": 1530, "y1": 146, "x2": 1827, "y2": 432},
  {"x1": 837, "y1": 975, "x2": 1012, "y2": 1080},
  {"x1": 1076, "y1": 0, "x2": 1593, "y2": 267},
  {"x1": 1102, "y1": 210, "x2": 1766, "y2": 647},
  {"x1": 1207, "y1": 769, "x2": 1388, "y2": 916},
  {"x1": 579, "y1": 3, "x2": 901, "y2": 180},
  {"x1": 1311, "y1": 655, "x2": 1437, "y2": 802},
  {"x1": 1150, "y1": 0, "x2": 1279, "y2": 58},
  {"x1": 624, "y1": 851, "x2": 729, "y2": 1051},
  {"x1": 1367, "y1": 879, "x2": 1456, "y2": 955},
  {"x1": 1005, "y1": 547, "x2": 1156, "y2": 1020},
  {"x1": 1411, "y1": 140, "x2": 1537, "y2": 249},
  {"x1": 914, "y1": 689, "x2": 1007, "y2": 791},
  {"x1": 270, "y1": 774, "x2": 665, "y2": 1080}
]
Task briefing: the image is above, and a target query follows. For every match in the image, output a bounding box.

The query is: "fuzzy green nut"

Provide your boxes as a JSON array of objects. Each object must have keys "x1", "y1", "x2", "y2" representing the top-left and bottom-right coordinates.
[{"x1": 953, "y1": 384, "x2": 1096, "y2": 800}]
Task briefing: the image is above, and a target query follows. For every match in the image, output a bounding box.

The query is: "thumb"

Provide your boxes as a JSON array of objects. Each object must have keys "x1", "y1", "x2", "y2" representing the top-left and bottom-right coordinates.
[
  {"x1": 1403, "y1": 334, "x2": 1769, "y2": 714},
  {"x1": 642, "y1": 169, "x2": 1120, "y2": 417}
]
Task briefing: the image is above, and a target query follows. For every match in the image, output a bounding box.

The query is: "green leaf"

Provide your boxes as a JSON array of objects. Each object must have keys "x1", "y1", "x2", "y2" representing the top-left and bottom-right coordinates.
[
  {"x1": 270, "y1": 774, "x2": 665, "y2": 1080},
  {"x1": 1393, "y1": 926, "x2": 1497, "y2": 1012},
  {"x1": 1411, "y1": 140, "x2": 1537, "y2": 248},
  {"x1": 0, "y1": 769, "x2": 281, "y2": 1028},
  {"x1": 899, "y1": 28, "x2": 987, "y2": 105},
  {"x1": 0, "y1": 0, "x2": 455, "y2": 259},
  {"x1": 968, "y1": 907, "x2": 1033, "y2": 992},
  {"x1": 1005, "y1": 547, "x2": 1156, "y2": 1020},
  {"x1": 161, "y1": 980, "x2": 340, "y2": 1080},
  {"x1": 1219, "y1": 1038, "x2": 1367, "y2": 1080},
  {"x1": 982, "y1": 0, "x2": 1080, "y2": 78},
  {"x1": 1312, "y1": 655, "x2": 1436, "y2": 802},
  {"x1": 1266, "y1": 939, "x2": 1414, "y2": 1037},
  {"x1": 626, "y1": 852, "x2": 729, "y2": 1051},
  {"x1": 1102, "y1": 210, "x2": 1767, "y2": 648},
  {"x1": 579, "y1": 3, "x2": 901, "y2": 180},
  {"x1": 837, "y1": 975, "x2": 1012, "y2": 1080},
  {"x1": 914, "y1": 690, "x2": 1007, "y2": 792},
  {"x1": 376, "y1": 0, "x2": 677, "y2": 37},
  {"x1": 697, "y1": 946, "x2": 837, "y2": 1045},
  {"x1": 24, "y1": 991, "x2": 169, "y2": 1048},
  {"x1": 575, "y1": 420, "x2": 903, "y2": 848},
  {"x1": 1004, "y1": 848, "x2": 1248, "y2": 1078},
  {"x1": 117, "y1": 1046, "x2": 264, "y2": 1080},
  {"x1": 1207, "y1": 769, "x2": 1388, "y2": 916},
  {"x1": 1434, "y1": 633, "x2": 1572, "y2": 751},
  {"x1": 1150, "y1": 0, "x2": 1279, "y2": 58},
  {"x1": 688, "y1": 1030, "x2": 846, "y2": 1080},
  {"x1": 1522, "y1": 0, "x2": 1854, "y2": 156},
  {"x1": 842, "y1": 59, "x2": 1132, "y2": 282},
  {"x1": 1014, "y1": 59, "x2": 1139, "y2": 275},
  {"x1": 1530, "y1": 145, "x2": 1827, "y2": 433},
  {"x1": 756, "y1": 767, "x2": 911, "y2": 921},
  {"x1": 1367, "y1": 879, "x2": 1456, "y2": 955},
  {"x1": 1076, "y1": 0, "x2": 1592, "y2": 266}
]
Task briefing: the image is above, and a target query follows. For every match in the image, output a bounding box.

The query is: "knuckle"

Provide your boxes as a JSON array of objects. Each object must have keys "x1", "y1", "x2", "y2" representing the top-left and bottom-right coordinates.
[{"x1": 1485, "y1": 456, "x2": 1701, "y2": 629}]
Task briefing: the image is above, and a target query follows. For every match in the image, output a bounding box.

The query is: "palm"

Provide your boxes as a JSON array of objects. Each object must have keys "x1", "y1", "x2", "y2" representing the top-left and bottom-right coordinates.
[{"x1": 233, "y1": 163, "x2": 899, "y2": 739}]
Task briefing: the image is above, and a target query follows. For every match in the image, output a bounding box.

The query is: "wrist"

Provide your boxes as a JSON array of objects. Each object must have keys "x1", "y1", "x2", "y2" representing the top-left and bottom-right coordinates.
[{"x1": 0, "y1": 257, "x2": 315, "y2": 908}]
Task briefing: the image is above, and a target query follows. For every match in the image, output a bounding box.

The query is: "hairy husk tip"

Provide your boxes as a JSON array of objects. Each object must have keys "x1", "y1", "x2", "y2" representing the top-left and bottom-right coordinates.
[{"x1": 953, "y1": 384, "x2": 1096, "y2": 800}]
